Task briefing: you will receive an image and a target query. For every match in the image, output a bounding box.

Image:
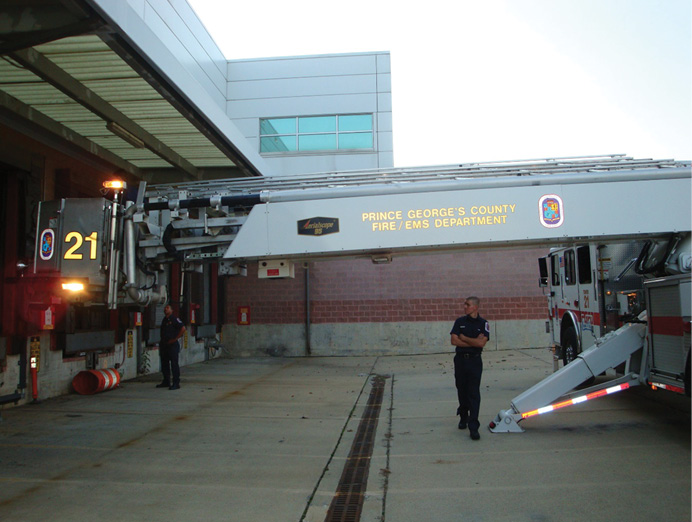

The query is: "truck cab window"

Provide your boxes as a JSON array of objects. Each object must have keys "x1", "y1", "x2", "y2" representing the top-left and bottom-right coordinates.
[
  {"x1": 550, "y1": 254, "x2": 560, "y2": 286},
  {"x1": 538, "y1": 257, "x2": 549, "y2": 286},
  {"x1": 577, "y1": 245, "x2": 592, "y2": 284},
  {"x1": 564, "y1": 249, "x2": 576, "y2": 285}
]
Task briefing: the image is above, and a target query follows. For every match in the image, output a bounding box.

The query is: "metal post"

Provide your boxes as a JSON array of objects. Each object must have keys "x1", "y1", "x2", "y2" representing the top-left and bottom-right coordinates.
[{"x1": 305, "y1": 263, "x2": 311, "y2": 356}]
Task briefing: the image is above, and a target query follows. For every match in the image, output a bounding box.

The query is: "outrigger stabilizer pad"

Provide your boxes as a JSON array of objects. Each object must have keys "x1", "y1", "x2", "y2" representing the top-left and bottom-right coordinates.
[{"x1": 488, "y1": 409, "x2": 524, "y2": 433}]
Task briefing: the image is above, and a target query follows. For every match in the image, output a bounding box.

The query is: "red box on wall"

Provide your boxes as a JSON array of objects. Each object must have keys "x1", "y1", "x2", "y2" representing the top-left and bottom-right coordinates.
[{"x1": 237, "y1": 306, "x2": 251, "y2": 325}]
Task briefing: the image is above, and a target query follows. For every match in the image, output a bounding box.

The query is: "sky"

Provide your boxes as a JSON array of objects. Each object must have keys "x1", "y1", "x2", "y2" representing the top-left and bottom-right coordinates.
[{"x1": 188, "y1": 0, "x2": 691, "y2": 168}]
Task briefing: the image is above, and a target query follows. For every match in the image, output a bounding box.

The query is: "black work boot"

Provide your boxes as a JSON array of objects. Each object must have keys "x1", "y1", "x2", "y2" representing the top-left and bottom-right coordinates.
[{"x1": 457, "y1": 406, "x2": 467, "y2": 429}]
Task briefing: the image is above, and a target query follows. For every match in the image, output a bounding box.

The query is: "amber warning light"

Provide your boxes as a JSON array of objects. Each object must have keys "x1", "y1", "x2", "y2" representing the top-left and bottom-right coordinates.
[
  {"x1": 103, "y1": 180, "x2": 127, "y2": 190},
  {"x1": 62, "y1": 282, "x2": 85, "y2": 292}
]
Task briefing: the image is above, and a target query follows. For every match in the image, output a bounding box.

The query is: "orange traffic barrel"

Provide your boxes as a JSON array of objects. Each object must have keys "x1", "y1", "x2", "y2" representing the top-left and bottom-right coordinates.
[{"x1": 72, "y1": 368, "x2": 121, "y2": 395}]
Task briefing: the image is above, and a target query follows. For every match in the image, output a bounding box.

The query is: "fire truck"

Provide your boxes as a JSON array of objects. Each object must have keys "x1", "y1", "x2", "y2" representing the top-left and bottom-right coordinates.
[
  {"x1": 490, "y1": 233, "x2": 691, "y2": 432},
  {"x1": 23, "y1": 155, "x2": 692, "y2": 424},
  {"x1": 539, "y1": 235, "x2": 690, "y2": 367}
]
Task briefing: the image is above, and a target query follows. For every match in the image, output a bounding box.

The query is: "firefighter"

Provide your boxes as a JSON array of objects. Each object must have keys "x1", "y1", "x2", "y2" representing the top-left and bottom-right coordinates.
[
  {"x1": 450, "y1": 296, "x2": 489, "y2": 440},
  {"x1": 157, "y1": 304, "x2": 186, "y2": 390}
]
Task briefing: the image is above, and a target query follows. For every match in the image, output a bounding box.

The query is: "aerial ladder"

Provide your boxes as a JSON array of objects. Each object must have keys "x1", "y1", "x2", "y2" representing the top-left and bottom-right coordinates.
[{"x1": 33, "y1": 155, "x2": 691, "y2": 422}]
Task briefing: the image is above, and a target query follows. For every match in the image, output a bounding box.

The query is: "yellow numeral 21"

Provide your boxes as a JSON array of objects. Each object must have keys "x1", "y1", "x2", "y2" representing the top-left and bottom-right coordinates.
[{"x1": 64, "y1": 231, "x2": 98, "y2": 260}]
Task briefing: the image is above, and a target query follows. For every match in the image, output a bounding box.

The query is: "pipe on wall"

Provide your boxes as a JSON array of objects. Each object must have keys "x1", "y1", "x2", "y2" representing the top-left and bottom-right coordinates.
[{"x1": 305, "y1": 263, "x2": 311, "y2": 356}]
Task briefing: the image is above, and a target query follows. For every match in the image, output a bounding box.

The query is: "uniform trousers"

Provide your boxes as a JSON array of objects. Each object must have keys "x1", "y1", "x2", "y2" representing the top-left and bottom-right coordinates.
[
  {"x1": 454, "y1": 352, "x2": 483, "y2": 432},
  {"x1": 160, "y1": 342, "x2": 180, "y2": 385}
]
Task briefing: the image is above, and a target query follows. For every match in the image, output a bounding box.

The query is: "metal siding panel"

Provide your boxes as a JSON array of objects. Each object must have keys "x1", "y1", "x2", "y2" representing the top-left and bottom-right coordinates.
[
  {"x1": 228, "y1": 74, "x2": 378, "y2": 101},
  {"x1": 378, "y1": 151, "x2": 394, "y2": 168},
  {"x1": 227, "y1": 93, "x2": 378, "y2": 119},
  {"x1": 376, "y1": 53, "x2": 391, "y2": 73},
  {"x1": 377, "y1": 131, "x2": 393, "y2": 153},
  {"x1": 126, "y1": 0, "x2": 146, "y2": 17},
  {"x1": 228, "y1": 54, "x2": 379, "y2": 81},
  {"x1": 145, "y1": 0, "x2": 227, "y2": 93},
  {"x1": 376, "y1": 73, "x2": 392, "y2": 93},
  {"x1": 377, "y1": 112, "x2": 393, "y2": 133},
  {"x1": 229, "y1": 118, "x2": 259, "y2": 139},
  {"x1": 377, "y1": 93, "x2": 392, "y2": 113},
  {"x1": 142, "y1": 2, "x2": 226, "y2": 107},
  {"x1": 166, "y1": 0, "x2": 229, "y2": 72},
  {"x1": 262, "y1": 152, "x2": 382, "y2": 177}
]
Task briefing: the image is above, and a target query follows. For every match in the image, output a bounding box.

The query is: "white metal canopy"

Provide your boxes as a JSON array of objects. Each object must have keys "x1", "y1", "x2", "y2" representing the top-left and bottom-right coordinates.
[{"x1": 0, "y1": 0, "x2": 262, "y2": 182}]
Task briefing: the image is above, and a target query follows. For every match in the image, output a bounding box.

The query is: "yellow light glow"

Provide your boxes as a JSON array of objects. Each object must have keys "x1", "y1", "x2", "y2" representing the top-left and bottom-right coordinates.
[
  {"x1": 62, "y1": 282, "x2": 85, "y2": 292},
  {"x1": 103, "y1": 180, "x2": 126, "y2": 190}
]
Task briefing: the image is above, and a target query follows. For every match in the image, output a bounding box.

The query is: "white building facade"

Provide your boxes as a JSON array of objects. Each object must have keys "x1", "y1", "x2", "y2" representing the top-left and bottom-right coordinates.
[{"x1": 227, "y1": 52, "x2": 394, "y2": 176}]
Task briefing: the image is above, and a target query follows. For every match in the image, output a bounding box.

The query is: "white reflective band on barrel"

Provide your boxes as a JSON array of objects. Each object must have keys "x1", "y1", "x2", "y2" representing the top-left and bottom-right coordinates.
[
  {"x1": 521, "y1": 382, "x2": 630, "y2": 419},
  {"x1": 100, "y1": 369, "x2": 119, "y2": 390},
  {"x1": 101, "y1": 370, "x2": 112, "y2": 389}
]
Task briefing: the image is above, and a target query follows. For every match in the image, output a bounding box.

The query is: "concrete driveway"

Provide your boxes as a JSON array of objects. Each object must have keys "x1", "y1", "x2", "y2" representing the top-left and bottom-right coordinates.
[{"x1": 0, "y1": 349, "x2": 689, "y2": 521}]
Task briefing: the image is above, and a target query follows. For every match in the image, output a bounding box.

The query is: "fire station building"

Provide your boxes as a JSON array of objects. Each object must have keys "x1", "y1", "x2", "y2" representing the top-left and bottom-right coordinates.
[{"x1": 0, "y1": 0, "x2": 548, "y2": 403}]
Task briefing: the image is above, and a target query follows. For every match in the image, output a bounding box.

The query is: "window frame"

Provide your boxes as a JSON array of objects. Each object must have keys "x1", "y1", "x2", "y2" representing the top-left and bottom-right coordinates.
[
  {"x1": 577, "y1": 245, "x2": 592, "y2": 285},
  {"x1": 259, "y1": 114, "x2": 374, "y2": 154},
  {"x1": 564, "y1": 249, "x2": 577, "y2": 286}
]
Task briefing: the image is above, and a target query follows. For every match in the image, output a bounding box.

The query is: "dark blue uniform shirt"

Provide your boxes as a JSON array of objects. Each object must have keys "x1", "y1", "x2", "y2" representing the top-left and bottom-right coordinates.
[
  {"x1": 450, "y1": 314, "x2": 490, "y2": 354},
  {"x1": 161, "y1": 315, "x2": 184, "y2": 344}
]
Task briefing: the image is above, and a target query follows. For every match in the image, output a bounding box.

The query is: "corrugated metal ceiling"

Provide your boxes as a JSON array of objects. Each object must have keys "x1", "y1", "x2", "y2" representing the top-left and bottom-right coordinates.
[{"x1": 0, "y1": 33, "x2": 236, "y2": 178}]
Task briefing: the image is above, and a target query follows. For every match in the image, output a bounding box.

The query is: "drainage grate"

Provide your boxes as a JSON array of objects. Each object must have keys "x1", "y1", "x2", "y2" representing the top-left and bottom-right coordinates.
[{"x1": 325, "y1": 375, "x2": 387, "y2": 522}]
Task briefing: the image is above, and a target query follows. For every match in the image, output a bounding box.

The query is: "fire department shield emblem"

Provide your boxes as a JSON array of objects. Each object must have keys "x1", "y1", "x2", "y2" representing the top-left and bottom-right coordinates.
[
  {"x1": 539, "y1": 195, "x2": 564, "y2": 228},
  {"x1": 39, "y1": 229, "x2": 55, "y2": 260}
]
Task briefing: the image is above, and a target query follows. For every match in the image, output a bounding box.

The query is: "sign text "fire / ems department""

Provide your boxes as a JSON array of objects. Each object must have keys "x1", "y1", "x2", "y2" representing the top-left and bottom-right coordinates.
[{"x1": 361, "y1": 204, "x2": 517, "y2": 232}]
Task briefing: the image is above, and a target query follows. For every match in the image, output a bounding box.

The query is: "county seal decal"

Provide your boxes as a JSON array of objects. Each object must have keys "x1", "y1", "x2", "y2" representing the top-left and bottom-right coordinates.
[
  {"x1": 40, "y1": 229, "x2": 55, "y2": 260},
  {"x1": 538, "y1": 194, "x2": 564, "y2": 228}
]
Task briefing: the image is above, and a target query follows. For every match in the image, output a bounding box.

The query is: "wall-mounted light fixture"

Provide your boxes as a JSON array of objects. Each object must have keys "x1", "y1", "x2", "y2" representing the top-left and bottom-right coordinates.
[
  {"x1": 106, "y1": 121, "x2": 146, "y2": 148},
  {"x1": 371, "y1": 254, "x2": 392, "y2": 265}
]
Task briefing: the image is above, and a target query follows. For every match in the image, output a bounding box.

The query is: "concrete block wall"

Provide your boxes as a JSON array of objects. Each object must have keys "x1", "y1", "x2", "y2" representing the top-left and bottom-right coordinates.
[
  {"x1": 0, "y1": 330, "x2": 221, "y2": 407},
  {"x1": 222, "y1": 249, "x2": 551, "y2": 357}
]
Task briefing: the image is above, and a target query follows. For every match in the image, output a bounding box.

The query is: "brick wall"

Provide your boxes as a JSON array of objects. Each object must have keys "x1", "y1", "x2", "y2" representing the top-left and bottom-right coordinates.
[{"x1": 224, "y1": 248, "x2": 549, "y2": 325}]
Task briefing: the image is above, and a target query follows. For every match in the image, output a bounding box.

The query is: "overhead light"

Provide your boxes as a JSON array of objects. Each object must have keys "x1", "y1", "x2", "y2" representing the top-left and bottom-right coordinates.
[
  {"x1": 371, "y1": 254, "x2": 392, "y2": 265},
  {"x1": 106, "y1": 121, "x2": 146, "y2": 149}
]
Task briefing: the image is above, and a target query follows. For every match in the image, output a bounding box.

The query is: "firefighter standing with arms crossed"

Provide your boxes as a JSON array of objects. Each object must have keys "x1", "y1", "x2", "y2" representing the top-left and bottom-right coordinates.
[{"x1": 450, "y1": 296, "x2": 489, "y2": 440}]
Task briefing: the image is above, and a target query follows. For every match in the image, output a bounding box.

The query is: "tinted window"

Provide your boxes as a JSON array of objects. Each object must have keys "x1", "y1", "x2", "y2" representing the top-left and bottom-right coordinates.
[
  {"x1": 550, "y1": 254, "x2": 560, "y2": 286},
  {"x1": 260, "y1": 114, "x2": 374, "y2": 153},
  {"x1": 565, "y1": 250, "x2": 576, "y2": 286},
  {"x1": 577, "y1": 246, "x2": 592, "y2": 284}
]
